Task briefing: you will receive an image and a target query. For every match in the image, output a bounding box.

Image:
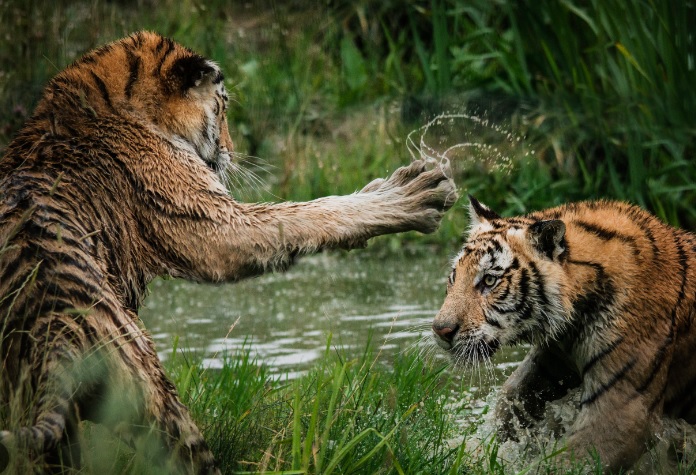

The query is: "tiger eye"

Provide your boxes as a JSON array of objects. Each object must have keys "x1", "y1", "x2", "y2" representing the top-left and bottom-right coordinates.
[{"x1": 484, "y1": 275, "x2": 497, "y2": 287}]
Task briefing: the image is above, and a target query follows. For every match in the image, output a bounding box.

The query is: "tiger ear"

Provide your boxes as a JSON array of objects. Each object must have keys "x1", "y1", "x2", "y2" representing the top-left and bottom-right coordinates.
[
  {"x1": 468, "y1": 195, "x2": 500, "y2": 227},
  {"x1": 170, "y1": 55, "x2": 217, "y2": 92},
  {"x1": 528, "y1": 220, "x2": 566, "y2": 260}
]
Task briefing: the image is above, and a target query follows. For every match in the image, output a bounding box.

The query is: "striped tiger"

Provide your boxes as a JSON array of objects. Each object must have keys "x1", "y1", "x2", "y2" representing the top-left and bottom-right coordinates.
[
  {"x1": 432, "y1": 195, "x2": 696, "y2": 472},
  {"x1": 0, "y1": 31, "x2": 456, "y2": 473}
]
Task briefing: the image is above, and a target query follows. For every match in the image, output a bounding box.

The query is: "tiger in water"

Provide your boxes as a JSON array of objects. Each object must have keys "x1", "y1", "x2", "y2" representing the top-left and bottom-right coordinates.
[
  {"x1": 432, "y1": 195, "x2": 696, "y2": 472},
  {"x1": 0, "y1": 31, "x2": 457, "y2": 473}
]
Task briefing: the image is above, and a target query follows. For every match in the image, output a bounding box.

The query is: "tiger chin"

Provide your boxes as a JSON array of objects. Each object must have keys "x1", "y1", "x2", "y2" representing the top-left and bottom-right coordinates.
[
  {"x1": 433, "y1": 195, "x2": 696, "y2": 473},
  {"x1": 0, "y1": 31, "x2": 457, "y2": 473}
]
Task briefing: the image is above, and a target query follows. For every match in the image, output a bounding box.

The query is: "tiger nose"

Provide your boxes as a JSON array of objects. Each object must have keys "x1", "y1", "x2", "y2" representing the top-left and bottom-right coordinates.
[{"x1": 432, "y1": 322, "x2": 460, "y2": 343}]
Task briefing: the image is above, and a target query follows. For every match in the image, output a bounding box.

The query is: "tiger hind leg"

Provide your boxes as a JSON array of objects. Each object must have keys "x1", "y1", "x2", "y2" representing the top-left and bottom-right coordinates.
[
  {"x1": 134, "y1": 367, "x2": 220, "y2": 474},
  {"x1": 1, "y1": 318, "x2": 89, "y2": 472}
]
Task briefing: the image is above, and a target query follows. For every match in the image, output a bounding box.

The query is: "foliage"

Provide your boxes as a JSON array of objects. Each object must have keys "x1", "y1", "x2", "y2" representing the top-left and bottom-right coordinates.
[
  {"x1": 332, "y1": 0, "x2": 696, "y2": 226},
  {"x1": 1, "y1": 0, "x2": 694, "y2": 234},
  {"x1": 174, "y1": 337, "x2": 473, "y2": 474}
]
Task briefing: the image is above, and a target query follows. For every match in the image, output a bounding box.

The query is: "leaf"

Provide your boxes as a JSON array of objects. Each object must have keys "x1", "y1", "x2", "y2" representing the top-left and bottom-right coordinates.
[
  {"x1": 340, "y1": 37, "x2": 368, "y2": 92},
  {"x1": 615, "y1": 42, "x2": 652, "y2": 83}
]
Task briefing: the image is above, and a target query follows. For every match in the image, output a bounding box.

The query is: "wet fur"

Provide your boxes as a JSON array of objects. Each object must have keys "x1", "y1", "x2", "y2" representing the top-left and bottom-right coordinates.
[
  {"x1": 0, "y1": 31, "x2": 457, "y2": 473},
  {"x1": 433, "y1": 197, "x2": 696, "y2": 472}
]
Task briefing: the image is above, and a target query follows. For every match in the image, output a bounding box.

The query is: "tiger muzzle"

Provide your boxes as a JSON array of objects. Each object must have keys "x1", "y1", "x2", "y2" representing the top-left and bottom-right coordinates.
[{"x1": 432, "y1": 321, "x2": 460, "y2": 349}]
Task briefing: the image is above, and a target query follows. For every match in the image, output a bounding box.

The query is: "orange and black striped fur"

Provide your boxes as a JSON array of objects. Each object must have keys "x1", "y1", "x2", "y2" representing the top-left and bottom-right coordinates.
[
  {"x1": 0, "y1": 32, "x2": 456, "y2": 473},
  {"x1": 433, "y1": 196, "x2": 696, "y2": 472}
]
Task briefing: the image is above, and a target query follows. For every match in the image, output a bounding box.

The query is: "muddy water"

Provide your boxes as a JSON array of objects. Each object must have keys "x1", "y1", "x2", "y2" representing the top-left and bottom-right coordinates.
[{"x1": 140, "y1": 251, "x2": 525, "y2": 382}]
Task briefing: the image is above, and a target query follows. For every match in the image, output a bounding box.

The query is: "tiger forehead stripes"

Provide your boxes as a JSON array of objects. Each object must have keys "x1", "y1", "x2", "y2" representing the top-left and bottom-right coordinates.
[
  {"x1": 433, "y1": 196, "x2": 696, "y2": 472},
  {"x1": 0, "y1": 31, "x2": 456, "y2": 472}
]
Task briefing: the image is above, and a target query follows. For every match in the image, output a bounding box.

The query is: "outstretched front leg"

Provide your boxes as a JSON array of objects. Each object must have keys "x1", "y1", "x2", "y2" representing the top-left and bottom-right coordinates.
[{"x1": 147, "y1": 158, "x2": 458, "y2": 282}]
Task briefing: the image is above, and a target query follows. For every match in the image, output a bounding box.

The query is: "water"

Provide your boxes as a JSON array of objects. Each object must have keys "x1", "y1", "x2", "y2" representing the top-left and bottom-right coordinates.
[
  {"x1": 140, "y1": 251, "x2": 525, "y2": 382},
  {"x1": 405, "y1": 112, "x2": 531, "y2": 178},
  {"x1": 142, "y1": 252, "x2": 439, "y2": 370}
]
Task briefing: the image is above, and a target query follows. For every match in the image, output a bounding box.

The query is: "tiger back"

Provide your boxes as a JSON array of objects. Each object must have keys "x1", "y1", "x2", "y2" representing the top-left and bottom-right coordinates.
[{"x1": 432, "y1": 196, "x2": 696, "y2": 472}]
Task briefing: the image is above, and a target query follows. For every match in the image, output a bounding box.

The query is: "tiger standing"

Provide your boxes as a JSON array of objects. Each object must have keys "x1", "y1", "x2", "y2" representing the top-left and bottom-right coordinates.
[
  {"x1": 0, "y1": 31, "x2": 457, "y2": 473},
  {"x1": 432, "y1": 196, "x2": 696, "y2": 472}
]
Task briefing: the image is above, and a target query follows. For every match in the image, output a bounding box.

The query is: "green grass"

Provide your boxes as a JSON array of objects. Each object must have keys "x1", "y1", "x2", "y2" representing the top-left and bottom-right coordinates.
[
  {"x1": 154, "y1": 341, "x2": 696, "y2": 474},
  {"x1": 5, "y1": 336, "x2": 690, "y2": 474},
  {"x1": 164, "y1": 339, "x2": 597, "y2": 475},
  {"x1": 169, "y1": 337, "x2": 469, "y2": 474},
  {"x1": 57, "y1": 339, "x2": 480, "y2": 474}
]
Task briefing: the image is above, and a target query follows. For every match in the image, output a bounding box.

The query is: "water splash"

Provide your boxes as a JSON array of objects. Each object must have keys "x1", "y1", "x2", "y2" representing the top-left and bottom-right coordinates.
[
  {"x1": 405, "y1": 113, "x2": 532, "y2": 176},
  {"x1": 457, "y1": 385, "x2": 696, "y2": 473}
]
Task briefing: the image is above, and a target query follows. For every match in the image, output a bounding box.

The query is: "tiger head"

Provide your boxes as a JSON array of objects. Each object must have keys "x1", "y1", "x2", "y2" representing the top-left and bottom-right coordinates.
[
  {"x1": 36, "y1": 31, "x2": 234, "y2": 176},
  {"x1": 432, "y1": 196, "x2": 573, "y2": 365}
]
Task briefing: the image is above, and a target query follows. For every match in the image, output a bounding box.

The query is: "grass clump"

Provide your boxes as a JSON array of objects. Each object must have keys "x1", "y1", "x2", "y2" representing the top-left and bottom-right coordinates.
[
  {"x1": 156, "y1": 340, "x2": 624, "y2": 474},
  {"x1": 172, "y1": 337, "x2": 475, "y2": 474},
  {"x1": 169, "y1": 340, "x2": 696, "y2": 474}
]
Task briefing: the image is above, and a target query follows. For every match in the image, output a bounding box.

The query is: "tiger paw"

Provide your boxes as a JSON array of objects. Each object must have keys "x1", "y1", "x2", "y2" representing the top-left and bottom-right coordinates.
[{"x1": 360, "y1": 159, "x2": 458, "y2": 234}]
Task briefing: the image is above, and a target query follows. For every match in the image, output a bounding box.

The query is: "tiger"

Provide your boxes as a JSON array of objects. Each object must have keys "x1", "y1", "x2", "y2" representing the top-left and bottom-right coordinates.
[
  {"x1": 0, "y1": 31, "x2": 457, "y2": 473},
  {"x1": 432, "y1": 195, "x2": 696, "y2": 473}
]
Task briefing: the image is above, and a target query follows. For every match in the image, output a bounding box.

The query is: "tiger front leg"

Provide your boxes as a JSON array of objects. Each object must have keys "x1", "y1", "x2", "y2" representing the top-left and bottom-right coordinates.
[
  {"x1": 96, "y1": 351, "x2": 220, "y2": 475},
  {"x1": 118, "y1": 360, "x2": 220, "y2": 475},
  {"x1": 158, "y1": 159, "x2": 458, "y2": 282},
  {"x1": 269, "y1": 158, "x2": 458, "y2": 247},
  {"x1": 495, "y1": 345, "x2": 580, "y2": 442},
  {"x1": 564, "y1": 394, "x2": 654, "y2": 472}
]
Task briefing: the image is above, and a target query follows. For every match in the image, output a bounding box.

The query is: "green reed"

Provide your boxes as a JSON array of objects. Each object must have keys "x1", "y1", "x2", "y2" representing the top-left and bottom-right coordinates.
[
  {"x1": 2, "y1": 0, "x2": 693, "y2": 237},
  {"x1": 164, "y1": 339, "x2": 619, "y2": 474},
  {"x1": 447, "y1": 0, "x2": 695, "y2": 226}
]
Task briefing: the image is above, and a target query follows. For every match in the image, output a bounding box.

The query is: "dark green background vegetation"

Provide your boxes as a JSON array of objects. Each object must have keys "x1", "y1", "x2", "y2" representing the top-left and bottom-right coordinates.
[
  {"x1": 2, "y1": 0, "x2": 694, "y2": 245},
  {"x1": 1, "y1": 1, "x2": 694, "y2": 472}
]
